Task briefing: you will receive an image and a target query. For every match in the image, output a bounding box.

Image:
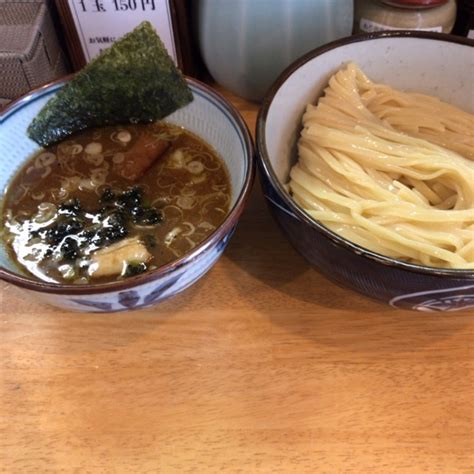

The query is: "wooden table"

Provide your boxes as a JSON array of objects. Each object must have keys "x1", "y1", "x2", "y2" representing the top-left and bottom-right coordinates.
[{"x1": 1, "y1": 87, "x2": 473, "y2": 473}]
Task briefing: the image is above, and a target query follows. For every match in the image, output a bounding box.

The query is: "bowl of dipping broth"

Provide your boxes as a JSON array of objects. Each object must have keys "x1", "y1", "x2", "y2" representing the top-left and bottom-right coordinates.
[
  {"x1": 256, "y1": 31, "x2": 474, "y2": 312},
  {"x1": 0, "y1": 78, "x2": 254, "y2": 312}
]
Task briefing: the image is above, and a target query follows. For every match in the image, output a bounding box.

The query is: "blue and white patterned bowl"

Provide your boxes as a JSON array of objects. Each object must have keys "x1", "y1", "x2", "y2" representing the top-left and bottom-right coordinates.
[
  {"x1": 0, "y1": 77, "x2": 254, "y2": 312},
  {"x1": 256, "y1": 32, "x2": 474, "y2": 312}
]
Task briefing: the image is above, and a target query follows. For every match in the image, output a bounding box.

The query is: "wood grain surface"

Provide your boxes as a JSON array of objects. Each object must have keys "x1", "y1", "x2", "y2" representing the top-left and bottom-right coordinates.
[{"x1": 1, "y1": 87, "x2": 473, "y2": 474}]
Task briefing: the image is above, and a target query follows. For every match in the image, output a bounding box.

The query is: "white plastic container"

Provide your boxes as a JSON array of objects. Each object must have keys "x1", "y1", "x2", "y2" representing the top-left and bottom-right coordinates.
[{"x1": 196, "y1": 0, "x2": 354, "y2": 101}]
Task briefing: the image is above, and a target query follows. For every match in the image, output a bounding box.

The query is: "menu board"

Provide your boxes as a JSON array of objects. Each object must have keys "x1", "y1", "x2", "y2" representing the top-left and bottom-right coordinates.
[{"x1": 55, "y1": 0, "x2": 188, "y2": 71}]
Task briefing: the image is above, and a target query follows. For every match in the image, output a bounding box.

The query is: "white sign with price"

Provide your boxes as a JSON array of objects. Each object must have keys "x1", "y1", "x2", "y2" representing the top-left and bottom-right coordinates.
[{"x1": 68, "y1": 0, "x2": 178, "y2": 64}]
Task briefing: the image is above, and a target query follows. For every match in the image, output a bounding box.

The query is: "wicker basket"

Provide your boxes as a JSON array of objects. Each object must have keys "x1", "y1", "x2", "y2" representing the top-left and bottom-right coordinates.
[{"x1": 0, "y1": 0, "x2": 68, "y2": 104}]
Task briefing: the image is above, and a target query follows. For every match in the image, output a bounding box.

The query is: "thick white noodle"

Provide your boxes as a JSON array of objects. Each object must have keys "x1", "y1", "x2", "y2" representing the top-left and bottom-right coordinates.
[{"x1": 289, "y1": 63, "x2": 474, "y2": 269}]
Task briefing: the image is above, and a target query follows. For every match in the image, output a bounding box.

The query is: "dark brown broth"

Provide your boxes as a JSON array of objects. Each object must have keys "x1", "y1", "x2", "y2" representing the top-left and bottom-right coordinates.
[{"x1": 1, "y1": 122, "x2": 231, "y2": 284}]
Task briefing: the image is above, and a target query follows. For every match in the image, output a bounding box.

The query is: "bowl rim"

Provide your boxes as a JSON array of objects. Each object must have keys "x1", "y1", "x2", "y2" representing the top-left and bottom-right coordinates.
[
  {"x1": 0, "y1": 76, "x2": 255, "y2": 294},
  {"x1": 256, "y1": 30, "x2": 474, "y2": 278}
]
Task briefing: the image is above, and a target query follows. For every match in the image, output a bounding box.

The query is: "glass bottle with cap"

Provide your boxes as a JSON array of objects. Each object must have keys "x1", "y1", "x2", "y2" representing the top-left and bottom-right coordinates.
[{"x1": 353, "y1": 0, "x2": 457, "y2": 34}]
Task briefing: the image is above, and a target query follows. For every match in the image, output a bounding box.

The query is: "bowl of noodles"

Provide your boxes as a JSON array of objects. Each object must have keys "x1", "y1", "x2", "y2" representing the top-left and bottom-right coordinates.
[{"x1": 256, "y1": 31, "x2": 474, "y2": 312}]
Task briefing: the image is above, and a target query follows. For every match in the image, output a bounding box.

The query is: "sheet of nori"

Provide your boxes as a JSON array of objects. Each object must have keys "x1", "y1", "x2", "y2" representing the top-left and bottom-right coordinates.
[{"x1": 27, "y1": 22, "x2": 193, "y2": 147}]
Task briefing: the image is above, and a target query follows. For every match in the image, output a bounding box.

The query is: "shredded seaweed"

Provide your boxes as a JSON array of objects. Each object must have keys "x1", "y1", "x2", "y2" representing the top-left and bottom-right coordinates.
[{"x1": 27, "y1": 22, "x2": 193, "y2": 147}]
